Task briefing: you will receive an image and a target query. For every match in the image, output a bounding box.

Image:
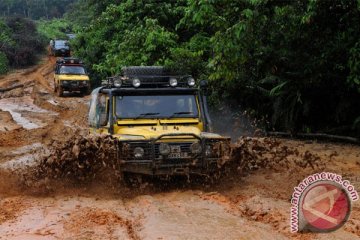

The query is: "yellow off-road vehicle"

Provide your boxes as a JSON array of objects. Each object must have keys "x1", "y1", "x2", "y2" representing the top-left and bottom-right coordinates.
[
  {"x1": 54, "y1": 58, "x2": 91, "y2": 97},
  {"x1": 88, "y1": 66, "x2": 230, "y2": 178}
]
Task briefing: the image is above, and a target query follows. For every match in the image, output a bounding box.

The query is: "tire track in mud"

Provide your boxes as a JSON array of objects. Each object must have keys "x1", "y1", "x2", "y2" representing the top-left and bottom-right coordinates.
[{"x1": 63, "y1": 207, "x2": 140, "y2": 240}]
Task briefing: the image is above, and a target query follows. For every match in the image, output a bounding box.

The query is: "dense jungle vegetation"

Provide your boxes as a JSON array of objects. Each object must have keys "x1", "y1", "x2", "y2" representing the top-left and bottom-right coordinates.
[
  {"x1": 0, "y1": 0, "x2": 75, "y2": 72},
  {"x1": 1, "y1": 0, "x2": 360, "y2": 137}
]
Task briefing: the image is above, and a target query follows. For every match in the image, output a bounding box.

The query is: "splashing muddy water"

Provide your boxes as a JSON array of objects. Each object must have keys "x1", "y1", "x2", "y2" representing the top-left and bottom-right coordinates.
[{"x1": 11, "y1": 134, "x2": 327, "y2": 192}]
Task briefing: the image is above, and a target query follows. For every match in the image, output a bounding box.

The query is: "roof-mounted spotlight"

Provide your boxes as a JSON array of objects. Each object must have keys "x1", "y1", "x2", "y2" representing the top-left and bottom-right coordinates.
[
  {"x1": 114, "y1": 78, "x2": 122, "y2": 87},
  {"x1": 169, "y1": 77, "x2": 178, "y2": 87},
  {"x1": 187, "y1": 77, "x2": 195, "y2": 87},
  {"x1": 132, "y1": 78, "x2": 141, "y2": 88}
]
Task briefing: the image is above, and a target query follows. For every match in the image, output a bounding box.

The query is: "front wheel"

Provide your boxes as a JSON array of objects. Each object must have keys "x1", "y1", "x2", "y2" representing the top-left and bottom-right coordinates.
[
  {"x1": 82, "y1": 86, "x2": 91, "y2": 96},
  {"x1": 54, "y1": 80, "x2": 57, "y2": 93},
  {"x1": 122, "y1": 172, "x2": 144, "y2": 188},
  {"x1": 56, "y1": 85, "x2": 63, "y2": 97}
]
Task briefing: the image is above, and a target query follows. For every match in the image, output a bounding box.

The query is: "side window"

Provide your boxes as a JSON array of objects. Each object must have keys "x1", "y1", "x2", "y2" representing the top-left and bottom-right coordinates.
[
  {"x1": 97, "y1": 94, "x2": 108, "y2": 126},
  {"x1": 88, "y1": 91, "x2": 98, "y2": 127},
  {"x1": 88, "y1": 92, "x2": 108, "y2": 127}
]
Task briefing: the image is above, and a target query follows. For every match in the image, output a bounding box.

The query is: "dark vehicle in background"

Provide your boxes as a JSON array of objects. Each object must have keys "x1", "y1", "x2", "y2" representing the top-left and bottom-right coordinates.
[{"x1": 50, "y1": 40, "x2": 70, "y2": 57}]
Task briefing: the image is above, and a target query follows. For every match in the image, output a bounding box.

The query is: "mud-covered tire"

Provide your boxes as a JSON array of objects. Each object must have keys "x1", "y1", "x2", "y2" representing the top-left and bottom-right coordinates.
[
  {"x1": 54, "y1": 80, "x2": 57, "y2": 93},
  {"x1": 86, "y1": 87, "x2": 91, "y2": 95},
  {"x1": 122, "y1": 66, "x2": 165, "y2": 76},
  {"x1": 80, "y1": 87, "x2": 91, "y2": 96},
  {"x1": 122, "y1": 172, "x2": 144, "y2": 188},
  {"x1": 56, "y1": 86, "x2": 63, "y2": 97}
]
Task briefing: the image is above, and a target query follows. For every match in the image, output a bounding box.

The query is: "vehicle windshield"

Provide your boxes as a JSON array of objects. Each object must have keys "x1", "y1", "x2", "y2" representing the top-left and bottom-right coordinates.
[
  {"x1": 59, "y1": 66, "x2": 86, "y2": 75},
  {"x1": 115, "y1": 95, "x2": 199, "y2": 119},
  {"x1": 54, "y1": 40, "x2": 68, "y2": 48}
]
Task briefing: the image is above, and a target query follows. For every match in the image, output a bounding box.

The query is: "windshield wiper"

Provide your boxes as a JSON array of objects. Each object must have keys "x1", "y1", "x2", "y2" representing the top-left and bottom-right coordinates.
[
  {"x1": 134, "y1": 112, "x2": 160, "y2": 119},
  {"x1": 167, "y1": 111, "x2": 193, "y2": 118}
]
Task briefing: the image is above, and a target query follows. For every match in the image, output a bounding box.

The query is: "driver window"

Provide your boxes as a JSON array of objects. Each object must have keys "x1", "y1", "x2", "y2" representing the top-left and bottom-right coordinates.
[{"x1": 97, "y1": 94, "x2": 108, "y2": 126}]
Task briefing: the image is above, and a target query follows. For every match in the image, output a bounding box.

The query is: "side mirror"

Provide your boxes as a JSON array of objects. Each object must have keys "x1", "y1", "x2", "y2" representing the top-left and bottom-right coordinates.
[
  {"x1": 200, "y1": 80, "x2": 208, "y2": 89},
  {"x1": 200, "y1": 80, "x2": 208, "y2": 95}
]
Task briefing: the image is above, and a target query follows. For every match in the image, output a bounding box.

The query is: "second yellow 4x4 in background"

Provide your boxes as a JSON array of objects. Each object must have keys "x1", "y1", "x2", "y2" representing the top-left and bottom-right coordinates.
[{"x1": 54, "y1": 58, "x2": 90, "y2": 97}]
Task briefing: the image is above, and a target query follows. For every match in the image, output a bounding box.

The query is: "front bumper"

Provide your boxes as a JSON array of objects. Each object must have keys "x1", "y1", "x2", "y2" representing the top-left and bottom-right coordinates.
[
  {"x1": 60, "y1": 80, "x2": 90, "y2": 91},
  {"x1": 54, "y1": 49, "x2": 70, "y2": 57},
  {"x1": 117, "y1": 133, "x2": 230, "y2": 175}
]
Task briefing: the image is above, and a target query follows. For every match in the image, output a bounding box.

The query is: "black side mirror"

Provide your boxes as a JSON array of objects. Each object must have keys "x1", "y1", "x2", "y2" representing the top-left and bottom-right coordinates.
[
  {"x1": 200, "y1": 80, "x2": 208, "y2": 89},
  {"x1": 200, "y1": 80, "x2": 208, "y2": 94}
]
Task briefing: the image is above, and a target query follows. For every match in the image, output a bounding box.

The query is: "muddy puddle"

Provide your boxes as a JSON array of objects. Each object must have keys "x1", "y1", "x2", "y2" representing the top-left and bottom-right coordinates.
[{"x1": 0, "y1": 96, "x2": 58, "y2": 131}]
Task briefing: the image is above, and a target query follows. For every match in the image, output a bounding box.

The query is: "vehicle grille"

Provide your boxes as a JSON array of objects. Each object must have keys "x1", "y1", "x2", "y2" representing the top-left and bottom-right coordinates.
[
  {"x1": 119, "y1": 142, "x2": 195, "y2": 162},
  {"x1": 155, "y1": 142, "x2": 193, "y2": 158},
  {"x1": 120, "y1": 142, "x2": 152, "y2": 161}
]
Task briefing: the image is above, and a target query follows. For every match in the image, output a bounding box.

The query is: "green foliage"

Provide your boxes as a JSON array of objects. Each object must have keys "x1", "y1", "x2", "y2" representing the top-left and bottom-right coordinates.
[
  {"x1": 0, "y1": 17, "x2": 46, "y2": 68},
  {"x1": 0, "y1": 51, "x2": 9, "y2": 74},
  {"x1": 69, "y1": 0, "x2": 360, "y2": 137},
  {"x1": 0, "y1": 0, "x2": 75, "y2": 20},
  {"x1": 349, "y1": 40, "x2": 360, "y2": 91},
  {"x1": 72, "y1": 1, "x2": 187, "y2": 82},
  {"x1": 37, "y1": 18, "x2": 71, "y2": 40}
]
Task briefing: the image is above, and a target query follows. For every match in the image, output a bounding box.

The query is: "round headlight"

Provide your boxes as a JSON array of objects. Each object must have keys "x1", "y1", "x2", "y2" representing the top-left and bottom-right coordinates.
[
  {"x1": 132, "y1": 78, "x2": 141, "y2": 88},
  {"x1": 169, "y1": 77, "x2": 178, "y2": 87},
  {"x1": 114, "y1": 79, "x2": 122, "y2": 87},
  {"x1": 190, "y1": 142, "x2": 202, "y2": 154},
  {"x1": 133, "y1": 147, "x2": 144, "y2": 158},
  {"x1": 205, "y1": 145, "x2": 212, "y2": 157},
  {"x1": 187, "y1": 77, "x2": 195, "y2": 87},
  {"x1": 159, "y1": 143, "x2": 170, "y2": 155}
]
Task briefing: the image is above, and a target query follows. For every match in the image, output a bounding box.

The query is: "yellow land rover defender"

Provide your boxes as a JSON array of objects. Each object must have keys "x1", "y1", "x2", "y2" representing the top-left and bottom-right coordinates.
[
  {"x1": 88, "y1": 66, "x2": 230, "y2": 178},
  {"x1": 54, "y1": 58, "x2": 91, "y2": 97}
]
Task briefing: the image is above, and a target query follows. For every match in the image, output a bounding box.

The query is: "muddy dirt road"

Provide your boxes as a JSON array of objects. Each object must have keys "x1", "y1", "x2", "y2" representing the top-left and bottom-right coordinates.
[{"x1": 0, "y1": 58, "x2": 359, "y2": 239}]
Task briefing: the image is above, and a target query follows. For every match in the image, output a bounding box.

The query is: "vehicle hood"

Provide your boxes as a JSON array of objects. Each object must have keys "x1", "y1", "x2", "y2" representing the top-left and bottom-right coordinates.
[
  {"x1": 114, "y1": 125, "x2": 229, "y2": 141},
  {"x1": 58, "y1": 75, "x2": 89, "y2": 81},
  {"x1": 114, "y1": 125, "x2": 202, "y2": 140}
]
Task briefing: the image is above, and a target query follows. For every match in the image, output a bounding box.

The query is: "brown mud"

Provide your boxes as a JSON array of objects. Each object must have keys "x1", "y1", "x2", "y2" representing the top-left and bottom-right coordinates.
[{"x1": 0, "y1": 57, "x2": 359, "y2": 239}]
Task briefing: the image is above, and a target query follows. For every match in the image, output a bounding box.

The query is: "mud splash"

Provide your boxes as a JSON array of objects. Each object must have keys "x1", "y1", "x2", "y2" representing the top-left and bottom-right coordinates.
[
  {"x1": 229, "y1": 137, "x2": 325, "y2": 173},
  {"x1": 25, "y1": 135, "x2": 121, "y2": 184},
  {"x1": 12, "y1": 134, "x2": 326, "y2": 193}
]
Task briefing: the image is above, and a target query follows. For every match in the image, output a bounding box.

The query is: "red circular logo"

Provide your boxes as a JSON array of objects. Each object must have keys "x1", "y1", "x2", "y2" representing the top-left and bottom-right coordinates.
[{"x1": 300, "y1": 182, "x2": 351, "y2": 232}]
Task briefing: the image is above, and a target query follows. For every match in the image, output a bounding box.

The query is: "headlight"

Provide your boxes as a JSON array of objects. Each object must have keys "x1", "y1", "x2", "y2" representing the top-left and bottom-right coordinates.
[
  {"x1": 159, "y1": 143, "x2": 170, "y2": 155},
  {"x1": 190, "y1": 142, "x2": 202, "y2": 154},
  {"x1": 114, "y1": 79, "x2": 122, "y2": 87},
  {"x1": 132, "y1": 78, "x2": 141, "y2": 87},
  {"x1": 187, "y1": 77, "x2": 195, "y2": 87},
  {"x1": 205, "y1": 145, "x2": 212, "y2": 157},
  {"x1": 169, "y1": 77, "x2": 178, "y2": 87},
  {"x1": 133, "y1": 147, "x2": 144, "y2": 158},
  {"x1": 117, "y1": 134, "x2": 145, "y2": 140}
]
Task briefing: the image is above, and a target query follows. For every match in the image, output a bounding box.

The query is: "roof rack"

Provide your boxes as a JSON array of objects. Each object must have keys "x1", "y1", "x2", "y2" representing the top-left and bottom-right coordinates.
[
  {"x1": 101, "y1": 66, "x2": 196, "y2": 89},
  {"x1": 56, "y1": 57, "x2": 83, "y2": 65}
]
